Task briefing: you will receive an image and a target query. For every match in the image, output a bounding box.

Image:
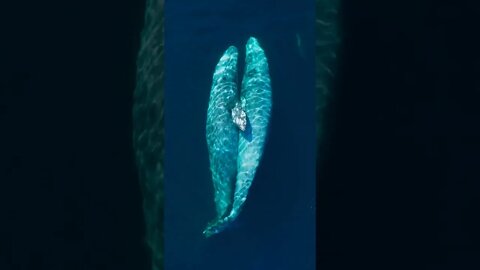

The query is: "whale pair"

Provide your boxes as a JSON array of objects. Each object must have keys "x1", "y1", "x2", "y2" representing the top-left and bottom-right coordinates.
[{"x1": 204, "y1": 37, "x2": 272, "y2": 237}]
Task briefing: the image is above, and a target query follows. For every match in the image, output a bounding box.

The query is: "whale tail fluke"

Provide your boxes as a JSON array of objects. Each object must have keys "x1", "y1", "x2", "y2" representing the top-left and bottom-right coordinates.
[{"x1": 203, "y1": 210, "x2": 241, "y2": 238}]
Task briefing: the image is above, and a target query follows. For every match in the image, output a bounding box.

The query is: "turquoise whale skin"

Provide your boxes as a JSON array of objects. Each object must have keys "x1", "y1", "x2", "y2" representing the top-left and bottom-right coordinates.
[{"x1": 204, "y1": 37, "x2": 272, "y2": 237}]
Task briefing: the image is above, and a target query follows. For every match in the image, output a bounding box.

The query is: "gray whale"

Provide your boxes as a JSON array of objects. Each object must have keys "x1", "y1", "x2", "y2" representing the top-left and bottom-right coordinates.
[{"x1": 204, "y1": 37, "x2": 272, "y2": 237}]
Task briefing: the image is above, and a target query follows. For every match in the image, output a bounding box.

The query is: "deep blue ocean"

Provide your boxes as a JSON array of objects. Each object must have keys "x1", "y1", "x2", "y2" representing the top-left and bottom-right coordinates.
[
  {"x1": 164, "y1": 0, "x2": 316, "y2": 269},
  {"x1": 165, "y1": 0, "x2": 316, "y2": 270}
]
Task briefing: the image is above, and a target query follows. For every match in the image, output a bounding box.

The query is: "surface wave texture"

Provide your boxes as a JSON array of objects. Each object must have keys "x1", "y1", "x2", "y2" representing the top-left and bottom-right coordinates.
[
  {"x1": 203, "y1": 37, "x2": 272, "y2": 237},
  {"x1": 316, "y1": 0, "x2": 340, "y2": 144},
  {"x1": 132, "y1": 0, "x2": 164, "y2": 269}
]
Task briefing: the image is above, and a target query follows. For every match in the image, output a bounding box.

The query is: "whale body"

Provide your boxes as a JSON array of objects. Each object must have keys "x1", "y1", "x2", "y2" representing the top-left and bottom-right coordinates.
[
  {"x1": 204, "y1": 37, "x2": 272, "y2": 237},
  {"x1": 205, "y1": 46, "x2": 240, "y2": 220}
]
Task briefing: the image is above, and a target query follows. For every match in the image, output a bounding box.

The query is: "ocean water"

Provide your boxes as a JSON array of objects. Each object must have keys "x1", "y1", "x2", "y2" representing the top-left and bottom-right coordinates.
[{"x1": 164, "y1": 0, "x2": 317, "y2": 269}]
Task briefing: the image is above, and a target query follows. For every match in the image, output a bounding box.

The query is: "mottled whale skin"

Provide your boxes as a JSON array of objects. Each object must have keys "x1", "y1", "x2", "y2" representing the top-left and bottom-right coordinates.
[
  {"x1": 204, "y1": 37, "x2": 272, "y2": 237},
  {"x1": 205, "y1": 46, "x2": 239, "y2": 221}
]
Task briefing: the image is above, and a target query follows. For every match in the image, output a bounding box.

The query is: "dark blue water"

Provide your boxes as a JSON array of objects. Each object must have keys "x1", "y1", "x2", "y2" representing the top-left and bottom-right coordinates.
[{"x1": 164, "y1": 0, "x2": 316, "y2": 269}]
